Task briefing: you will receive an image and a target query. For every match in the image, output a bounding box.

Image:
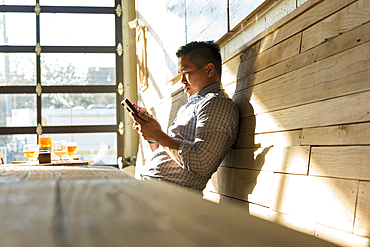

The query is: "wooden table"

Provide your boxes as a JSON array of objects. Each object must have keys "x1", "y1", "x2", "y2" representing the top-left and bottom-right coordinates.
[{"x1": 0, "y1": 164, "x2": 338, "y2": 247}]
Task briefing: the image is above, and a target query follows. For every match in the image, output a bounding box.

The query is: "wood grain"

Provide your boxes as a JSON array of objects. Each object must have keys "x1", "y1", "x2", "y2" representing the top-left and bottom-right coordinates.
[
  {"x1": 239, "y1": 41, "x2": 261, "y2": 63},
  {"x1": 237, "y1": 33, "x2": 301, "y2": 79},
  {"x1": 221, "y1": 146, "x2": 309, "y2": 174},
  {"x1": 0, "y1": 166, "x2": 30, "y2": 182},
  {"x1": 0, "y1": 180, "x2": 57, "y2": 247},
  {"x1": 260, "y1": 0, "x2": 357, "y2": 52},
  {"x1": 0, "y1": 165, "x2": 131, "y2": 181},
  {"x1": 0, "y1": 166, "x2": 340, "y2": 247},
  {"x1": 301, "y1": 122, "x2": 370, "y2": 145},
  {"x1": 234, "y1": 129, "x2": 302, "y2": 149},
  {"x1": 301, "y1": 0, "x2": 370, "y2": 52},
  {"x1": 315, "y1": 223, "x2": 370, "y2": 247},
  {"x1": 271, "y1": 173, "x2": 358, "y2": 233},
  {"x1": 235, "y1": 41, "x2": 370, "y2": 116},
  {"x1": 310, "y1": 146, "x2": 370, "y2": 180},
  {"x1": 354, "y1": 182, "x2": 370, "y2": 237},
  {"x1": 215, "y1": 167, "x2": 274, "y2": 207},
  {"x1": 247, "y1": 21, "x2": 370, "y2": 89},
  {"x1": 244, "y1": 91, "x2": 370, "y2": 134},
  {"x1": 54, "y1": 178, "x2": 338, "y2": 247}
]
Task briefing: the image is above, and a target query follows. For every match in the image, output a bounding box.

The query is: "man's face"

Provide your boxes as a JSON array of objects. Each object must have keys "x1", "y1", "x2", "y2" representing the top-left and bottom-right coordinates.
[{"x1": 178, "y1": 54, "x2": 209, "y2": 97}]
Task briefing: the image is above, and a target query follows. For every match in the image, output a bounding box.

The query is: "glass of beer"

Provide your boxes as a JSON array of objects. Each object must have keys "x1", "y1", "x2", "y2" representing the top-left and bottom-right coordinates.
[
  {"x1": 53, "y1": 140, "x2": 67, "y2": 162},
  {"x1": 23, "y1": 144, "x2": 39, "y2": 165},
  {"x1": 66, "y1": 142, "x2": 77, "y2": 163},
  {"x1": 39, "y1": 134, "x2": 52, "y2": 148}
]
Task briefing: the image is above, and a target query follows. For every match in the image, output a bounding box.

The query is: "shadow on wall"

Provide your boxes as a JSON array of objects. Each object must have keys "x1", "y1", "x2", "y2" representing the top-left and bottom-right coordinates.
[{"x1": 209, "y1": 50, "x2": 272, "y2": 212}]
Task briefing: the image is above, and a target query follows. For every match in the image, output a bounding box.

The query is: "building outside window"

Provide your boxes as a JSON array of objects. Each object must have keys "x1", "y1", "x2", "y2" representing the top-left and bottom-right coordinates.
[{"x1": 0, "y1": 0, "x2": 124, "y2": 165}]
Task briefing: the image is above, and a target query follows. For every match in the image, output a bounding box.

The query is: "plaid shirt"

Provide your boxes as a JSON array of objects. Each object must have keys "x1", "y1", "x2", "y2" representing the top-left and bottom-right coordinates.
[{"x1": 140, "y1": 82, "x2": 239, "y2": 191}]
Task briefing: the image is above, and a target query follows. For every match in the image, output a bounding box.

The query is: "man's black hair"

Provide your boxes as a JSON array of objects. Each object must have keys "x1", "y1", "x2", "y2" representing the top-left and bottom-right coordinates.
[{"x1": 176, "y1": 41, "x2": 222, "y2": 76}]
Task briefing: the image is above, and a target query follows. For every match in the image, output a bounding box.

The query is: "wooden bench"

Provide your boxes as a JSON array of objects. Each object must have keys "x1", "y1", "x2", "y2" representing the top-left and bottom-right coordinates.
[{"x1": 0, "y1": 164, "x2": 338, "y2": 247}]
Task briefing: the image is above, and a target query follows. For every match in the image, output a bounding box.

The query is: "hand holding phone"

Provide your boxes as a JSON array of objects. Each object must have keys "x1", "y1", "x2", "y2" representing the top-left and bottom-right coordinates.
[
  {"x1": 121, "y1": 99, "x2": 146, "y2": 122},
  {"x1": 121, "y1": 99, "x2": 156, "y2": 144}
]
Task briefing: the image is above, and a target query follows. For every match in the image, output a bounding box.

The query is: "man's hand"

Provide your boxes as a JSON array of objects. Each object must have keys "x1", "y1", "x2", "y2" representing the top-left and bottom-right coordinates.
[
  {"x1": 129, "y1": 104, "x2": 182, "y2": 165},
  {"x1": 130, "y1": 107, "x2": 162, "y2": 143}
]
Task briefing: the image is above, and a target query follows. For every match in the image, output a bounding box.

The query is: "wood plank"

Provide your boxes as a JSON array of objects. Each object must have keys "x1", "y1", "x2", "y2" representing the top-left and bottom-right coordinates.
[
  {"x1": 354, "y1": 182, "x2": 370, "y2": 238},
  {"x1": 260, "y1": 0, "x2": 357, "y2": 52},
  {"x1": 237, "y1": 21, "x2": 370, "y2": 92},
  {"x1": 237, "y1": 33, "x2": 301, "y2": 79},
  {"x1": 223, "y1": 82, "x2": 237, "y2": 98},
  {"x1": 301, "y1": 122, "x2": 370, "y2": 145},
  {"x1": 221, "y1": 67, "x2": 238, "y2": 88},
  {"x1": 240, "y1": 41, "x2": 261, "y2": 63},
  {"x1": 235, "y1": 41, "x2": 370, "y2": 116},
  {"x1": 26, "y1": 166, "x2": 128, "y2": 180},
  {"x1": 316, "y1": 223, "x2": 370, "y2": 247},
  {"x1": 122, "y1": 179, "x2": 338, "y2": 247},
  {"x1": 0, "y1": 180, "x2": 57, "y2": 247},
  {"x1": 27, "y1": 167, "x2": 62, "y2": 180},
  {"x1": 234, "y1": 129, "x2": 302, "y2": 148},
  {"x1": 301, "y1": 0, "x2": 370, "y2": 52},
  {"x1": 58, "y1": 178, "x2": 339, "y2": 247},
  {"x1": 222, "y1": 0, "x2": 325, "y2": 63},
  {"x1": 221, "y1": 146, "x2": 309, "y2": 174},
  {"x1": 0, "y1": 168, "x2": 340, "y2": 247},
  {"x1": 59, "y1": 179, "x2": 175, "y2": 247},
  {"x1": 242, "y1": 91, "x2": 370, "y2": 134},
  {"x1": 249, "y1": 203, "x2": 273, "y2": 221},
  {"x1": 269, "y1": 210, "x2": 316, "y2": 236},
  {"x1": 271, "y1": 173, "x2": 358, "y2": 232},
  {"x1": 215, "y1": 167, "x2": 274, "y2": 207},
  {"x1": 310, "y1": 146, "x2": 370, "y2": 180},
  {"x1": 0, "y1": 166, "x2": 29, "y2": 182},
  {"x1": 222, "y1": 54, "x2": 240, "y2": 77}
]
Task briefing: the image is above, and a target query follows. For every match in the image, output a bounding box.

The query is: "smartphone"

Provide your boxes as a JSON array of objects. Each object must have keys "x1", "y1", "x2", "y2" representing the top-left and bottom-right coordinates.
[{"x1": 121, "y1": 99, "x2": 146, "y2": 121}]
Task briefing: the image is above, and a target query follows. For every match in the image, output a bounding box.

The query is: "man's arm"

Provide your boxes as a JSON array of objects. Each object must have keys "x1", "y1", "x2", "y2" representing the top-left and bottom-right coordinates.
[{"x1": 130, "y1": 109, "x2": 184, "y2": 165}]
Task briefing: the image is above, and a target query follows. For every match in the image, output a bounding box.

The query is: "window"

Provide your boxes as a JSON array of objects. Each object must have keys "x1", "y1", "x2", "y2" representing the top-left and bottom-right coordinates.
[{"x1": 0, "y1": 1, "x2": 124, "y2": 165}]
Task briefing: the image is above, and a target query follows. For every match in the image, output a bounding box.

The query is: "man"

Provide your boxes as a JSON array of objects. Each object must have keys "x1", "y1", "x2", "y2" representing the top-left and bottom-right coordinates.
[{"x1": 130, "y1": 41, "x2": 239, "y2": 193}]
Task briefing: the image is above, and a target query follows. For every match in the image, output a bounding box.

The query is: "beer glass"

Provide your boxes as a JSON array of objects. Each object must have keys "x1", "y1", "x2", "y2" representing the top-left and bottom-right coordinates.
[
  {"x1": 23, "y1": 144, "x2": 39, "y2": 165},
  {"x1": 66, "y1": 142, "x2": 77, "y2": 162},
  {"x1": 53, "y1": 140, "x2": 67, "y2": 162}
]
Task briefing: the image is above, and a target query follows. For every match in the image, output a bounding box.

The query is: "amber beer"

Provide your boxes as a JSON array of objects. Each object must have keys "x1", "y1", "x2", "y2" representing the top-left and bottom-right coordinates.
[
  {"x1": 66, "y1": 142, "x2": 77, "y2": 162},
  {"x1": 67, "y1": 145, "x2": 77, "y2": 155},
  {"x1": 23, "y1": 150, "x2": 38, "y2": 158},
  {"x1": 39, "y1": 134, "x2": 52, "y2": 163},
  {"x1": 39, "y1": 135, "x2": 52, "y2": 147},
  {"x1": 23, "y1": 144, "x2": 39, "y2": 165}
]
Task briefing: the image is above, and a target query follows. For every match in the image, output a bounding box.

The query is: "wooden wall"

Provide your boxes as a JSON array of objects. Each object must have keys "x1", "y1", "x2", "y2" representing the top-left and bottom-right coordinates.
[
  {"x1": 203, "y1": 0, "x2": 370, "y2": 246},
  {"x1": 134, "y1": 0, "x2": 370, "y2": 246}
]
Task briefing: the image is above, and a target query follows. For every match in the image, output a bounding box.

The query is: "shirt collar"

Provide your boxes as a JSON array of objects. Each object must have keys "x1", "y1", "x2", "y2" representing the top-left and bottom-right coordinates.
[{"x1": 189, "y1": 82, "x2": 222, "y2": 102}]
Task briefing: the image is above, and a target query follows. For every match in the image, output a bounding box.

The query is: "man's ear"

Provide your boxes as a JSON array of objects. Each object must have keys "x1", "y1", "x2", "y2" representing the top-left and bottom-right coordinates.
[{"x1": 205, "y1": 63, "x2": 215, "y2": 77}]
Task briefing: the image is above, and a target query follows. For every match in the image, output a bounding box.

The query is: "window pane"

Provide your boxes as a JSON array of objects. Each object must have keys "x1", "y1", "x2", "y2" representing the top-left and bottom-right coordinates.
[
  {"x1": 2, "y1": 0, "x2": 35, "y2": 4},
  {"x1": 0, "y1": 134, "x2": 37, "y2": 164},
  {"x1": 40, "y1": 13, "x2": 115, "y2": 46},
  {"x1": 50, "y1": 133, "x2": 117, "y2": 165},
  {"x1": 0, "y1": 53, "x2": 36, "y2": 86},
  {"x1": 41, "y1": 93, "x2": 116, "y2": 126},
  {"x1": 0, "y1": 94, "x2": 36, "y2": 127},
  {"x1": 41, "y1": 53, "x2": 115, "y2": 86},
  {"x1": 0, "y1": 13, "x2": 36, "y2": 46},
  {"x1": 40, "y1": 0, "x2": 114, "y2": 7}
]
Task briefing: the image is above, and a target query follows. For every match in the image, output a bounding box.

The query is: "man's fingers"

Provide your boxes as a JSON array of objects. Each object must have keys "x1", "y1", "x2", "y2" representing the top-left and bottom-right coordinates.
[{"x1": 130, "y1": 111, "x2": 148, "y2": 123}]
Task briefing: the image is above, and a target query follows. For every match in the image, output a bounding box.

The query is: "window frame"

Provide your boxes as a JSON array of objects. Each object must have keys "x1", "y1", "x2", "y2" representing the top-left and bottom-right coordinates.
[{"x1": 0, "y1": 0, "x2": 124, "y2": 165}]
